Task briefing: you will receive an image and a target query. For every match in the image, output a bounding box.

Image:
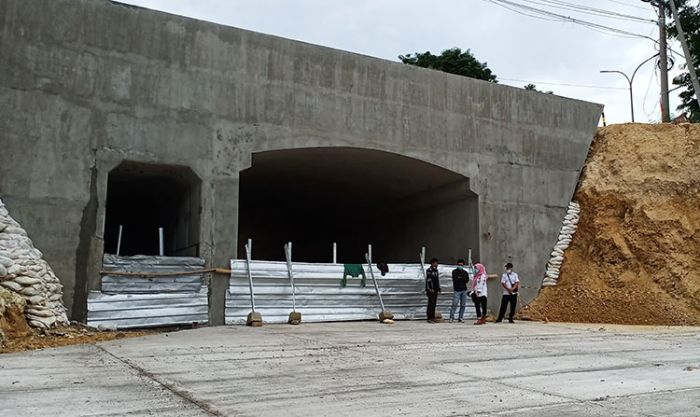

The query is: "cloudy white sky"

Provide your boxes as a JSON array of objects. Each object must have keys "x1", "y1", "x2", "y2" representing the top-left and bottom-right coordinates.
[{"x1": 119, "y1": 0, "x2": 695, "y2": 125}]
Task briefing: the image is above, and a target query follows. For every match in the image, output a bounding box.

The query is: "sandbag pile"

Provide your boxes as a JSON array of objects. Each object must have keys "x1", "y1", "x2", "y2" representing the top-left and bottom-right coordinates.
[
  {"x1": 0, "y1": 199, "x2": 69, "y2": 329},
  {"x1": 542, "y1": 201, "x2": 580, "y2": 287}
]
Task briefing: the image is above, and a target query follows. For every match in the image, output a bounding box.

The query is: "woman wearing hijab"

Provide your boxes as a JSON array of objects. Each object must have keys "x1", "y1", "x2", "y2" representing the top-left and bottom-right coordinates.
[{"x1": 470, "y1": 262, "x2": 488, "y2": 325}]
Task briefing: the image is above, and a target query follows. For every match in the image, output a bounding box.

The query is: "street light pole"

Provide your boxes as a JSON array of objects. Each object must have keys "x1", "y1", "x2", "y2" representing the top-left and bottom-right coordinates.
[
  {"x1": 600, "y1": 70, "x2": 634, "y2": 122},
  {"x1": 600, "y1": 53, "x2": 659, "y2": 123}
]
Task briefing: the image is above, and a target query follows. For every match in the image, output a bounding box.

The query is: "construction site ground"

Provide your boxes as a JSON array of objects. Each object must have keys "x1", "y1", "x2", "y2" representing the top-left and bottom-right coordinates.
[
  {"x1": 0, "y1": 325, "x2": 152, "y2": 354},
  {"x1": 2, "y1": 321, "x2": 699, "y2": 417}
]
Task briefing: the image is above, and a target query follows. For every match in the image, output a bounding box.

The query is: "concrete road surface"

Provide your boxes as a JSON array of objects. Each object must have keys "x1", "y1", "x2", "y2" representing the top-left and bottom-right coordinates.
[{"x1": 2, "y1": 321, "x2": 700, "y2": 416}]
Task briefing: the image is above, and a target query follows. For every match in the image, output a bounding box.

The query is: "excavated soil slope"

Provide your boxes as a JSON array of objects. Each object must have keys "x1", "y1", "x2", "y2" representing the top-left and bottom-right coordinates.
[
  {"x1": 0, "y1": 286, "x2": 32, "y2": 344},
  {"x1": 523, "y1": 123, "x2": 700, "y2": 325},
  {"x1": 1, "y1": 285, "x2": 151, "y2": 353}
]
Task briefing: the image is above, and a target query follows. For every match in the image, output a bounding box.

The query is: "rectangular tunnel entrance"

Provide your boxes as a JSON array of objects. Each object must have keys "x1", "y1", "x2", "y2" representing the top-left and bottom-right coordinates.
[
  {"x1": 103, "y1": 161, "x2": 202, "y2": 257},
  {"x1": 238, "y1": 148, "x2": 479, "y2": 264}
]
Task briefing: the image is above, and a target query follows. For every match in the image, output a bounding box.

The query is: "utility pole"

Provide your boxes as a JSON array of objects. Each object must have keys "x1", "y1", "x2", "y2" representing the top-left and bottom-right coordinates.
[
  {"x1": 668, "y1": 0, "x2": 700, "y2": 110},
  {"x1": 658, "y1": 2, "x2": 671, "y2": 122}
]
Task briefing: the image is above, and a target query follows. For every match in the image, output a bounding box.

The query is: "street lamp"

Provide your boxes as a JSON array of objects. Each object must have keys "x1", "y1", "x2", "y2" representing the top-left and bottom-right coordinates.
[{"x1": 600, "y1": 53, "x2": 659, "y2": 122}]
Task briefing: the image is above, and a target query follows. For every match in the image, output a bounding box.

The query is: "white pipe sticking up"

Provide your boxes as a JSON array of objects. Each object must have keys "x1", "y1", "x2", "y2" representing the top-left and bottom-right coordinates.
[
  {"x1": 158, "y1": 227, "x2": 164, "y2": 256},
  {"x1": 116, "y1": 225, "x2": 123, "y2": 256}
]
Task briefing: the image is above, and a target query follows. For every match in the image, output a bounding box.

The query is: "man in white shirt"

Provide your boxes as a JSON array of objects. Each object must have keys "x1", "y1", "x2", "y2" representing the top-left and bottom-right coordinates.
[{"x1": 496, "y1": 262, "x2": 519, "y2": 323}]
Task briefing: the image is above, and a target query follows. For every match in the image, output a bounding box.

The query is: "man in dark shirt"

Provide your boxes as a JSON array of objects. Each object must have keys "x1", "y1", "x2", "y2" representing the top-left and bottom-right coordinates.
[
  {"x1": 449, "y1": 259, "x2": 470, "y2": 323},
  {"x1": 425, "y1": 258, "x2": 441, "y2": 323}
]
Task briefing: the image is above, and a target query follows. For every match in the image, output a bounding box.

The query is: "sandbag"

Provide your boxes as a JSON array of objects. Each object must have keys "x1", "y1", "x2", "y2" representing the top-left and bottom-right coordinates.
[
  {"x1": 20, "y1": 286, "x2": 41, "y2": 296},
  {"x1": 6, "y1": 264, "x2": 26, "y2": 276},
  {"x1": 0, "y1": 255, "x2": 12, "y2": 268},
  {"x1": 26, "y1": 295, "x2": 44, "y2": 305},
  {"x1": 28, "y1": 319, "x2": 49, "y2": 329},
  {"x1": 26, "y1": 307, "x2": 54, "y2": 318},
  {"x1": 0, "y1": 198, "x2": 76, "y2": 328},
  {"x1": 0, "y1": 280, "x2": 23, "y2": 291},
  {"x1": 542, "y1": 201, "x2": 582, "y2": 287},
  {"x1": 3, "y1": 226, "x2": 27, "y2": 235},
  {"x1": 49, "y1": 293, "x2": 63, "y2": 301},
  {"x1": 14, "y1": 276, "x2": 41, "y2": 286}
]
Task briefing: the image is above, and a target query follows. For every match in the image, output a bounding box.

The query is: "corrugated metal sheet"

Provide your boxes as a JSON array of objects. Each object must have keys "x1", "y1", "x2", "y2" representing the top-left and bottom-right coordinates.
[
  {"x1": 101, "y1": 255, "x2": 205, "y2": 294},
  {"x1": 86, "y1": 289, "x2": 208, "y2": 329},
  {"x1": 225, "y1": 260, "x2": 477, "y2": 324},
  {"x1": 87, "y1": 255, "x2": 208, "y2": 329}
]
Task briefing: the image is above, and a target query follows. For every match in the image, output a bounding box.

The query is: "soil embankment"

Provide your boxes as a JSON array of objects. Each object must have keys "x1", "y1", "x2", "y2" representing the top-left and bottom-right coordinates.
[{"x1": 524, "y1": 123, "x2": 700, "y2": 325}]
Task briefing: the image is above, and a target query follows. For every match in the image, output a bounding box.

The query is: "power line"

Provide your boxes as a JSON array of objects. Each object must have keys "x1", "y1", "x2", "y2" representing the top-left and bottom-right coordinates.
[
  {"x1": 642, "y1": 62, "x2": 658, "y2": 117},
  {"x1": 499, "y1": 77, "x2": 630, "y2": 90},
  {"x1": 519, "y1": 0, "x2": 656, "y2": 24},
  {"x1": 483, "y1": 0, "x2": 658, "y2": 41},
  {"x1": 604, "y1": 0, "x2": 654, "y2": 12},
  {"x1": 483, "y1": 0, "x2": 562, "y2": 21}
]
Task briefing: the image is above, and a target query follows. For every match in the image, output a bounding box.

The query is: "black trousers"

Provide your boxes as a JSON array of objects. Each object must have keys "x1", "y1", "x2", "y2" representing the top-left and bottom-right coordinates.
[
  {"x1": 497, "y1": 294, "x2": 518, "y2": 321},
  {"x1": 427, "y1": 291, "x2": 438, "y2": 320},
  {"x1": 471, "y1": 294, "x2": 487, "y2": 318}
]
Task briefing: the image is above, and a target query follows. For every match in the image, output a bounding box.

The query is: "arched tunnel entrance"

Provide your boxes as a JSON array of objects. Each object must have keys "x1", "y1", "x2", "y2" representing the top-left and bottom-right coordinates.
[{"x1": 238, "y1": 148, "x2": 479, "y2": 263}]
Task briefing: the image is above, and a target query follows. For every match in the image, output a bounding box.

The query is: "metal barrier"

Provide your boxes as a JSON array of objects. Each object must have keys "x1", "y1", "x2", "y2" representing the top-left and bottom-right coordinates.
[
  {"x1": 225, "y1": 260, "x2": 476, "y2": 324},
  {"x1": 87, "y1": 255, "x2": 208, "y2": 329}
]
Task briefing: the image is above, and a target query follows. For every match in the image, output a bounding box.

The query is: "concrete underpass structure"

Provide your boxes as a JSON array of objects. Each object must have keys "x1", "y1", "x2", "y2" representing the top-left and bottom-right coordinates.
[{"x1": 0, "y1": 0, "x2": 602, "y2": 324}]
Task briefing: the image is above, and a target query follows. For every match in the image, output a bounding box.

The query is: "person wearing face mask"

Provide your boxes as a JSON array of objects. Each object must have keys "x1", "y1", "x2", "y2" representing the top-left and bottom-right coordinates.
[
  {"x1": 449, "y1": 259, "x2": 470, "y2": 323},
  {"x1": 496, "y1": 262, "x2": 520, "y2": 323},
  {"x1": 470, "y1": 262, "x2": 488, "y2": 325}
]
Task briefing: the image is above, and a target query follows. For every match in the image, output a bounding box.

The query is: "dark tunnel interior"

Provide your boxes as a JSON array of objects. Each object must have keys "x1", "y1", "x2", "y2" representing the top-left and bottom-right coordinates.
[
  {"x1": 238, "y1": 147, "x2": 479, "y2": 264},
  {"x1": 104, "y1": 162, "x2": 201, "y2": 257}
]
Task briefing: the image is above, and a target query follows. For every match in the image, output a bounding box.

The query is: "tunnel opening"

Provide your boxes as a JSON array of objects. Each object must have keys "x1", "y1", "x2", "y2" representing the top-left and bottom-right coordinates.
[
  {"x1": 103, "y1": 161, "x2": 201, "y2": 257},
  {"x1": 238, "y1": 147, "x2": 479, "y2": 263}
]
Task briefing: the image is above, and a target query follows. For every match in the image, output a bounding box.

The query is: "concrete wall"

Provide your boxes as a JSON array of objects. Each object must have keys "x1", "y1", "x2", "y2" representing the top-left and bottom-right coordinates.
[{"x1": 0, "y1": 0, "x2": 602, "y2": 322}]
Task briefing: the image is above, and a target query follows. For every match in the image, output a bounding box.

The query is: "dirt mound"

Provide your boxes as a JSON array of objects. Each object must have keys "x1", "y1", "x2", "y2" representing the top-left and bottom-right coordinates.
[
  {"x1": 0, "y1": 324, "x2": 152, "y2": 354},
  {"x1": 523, "y1": 123, "x2": 700, "y2": 325},
  {"x1": 0, "y1": 286, "x2": 32, "y2": 344},
  {"x1": 2, "y1": 284, "x2": 151, "y2": 353}
]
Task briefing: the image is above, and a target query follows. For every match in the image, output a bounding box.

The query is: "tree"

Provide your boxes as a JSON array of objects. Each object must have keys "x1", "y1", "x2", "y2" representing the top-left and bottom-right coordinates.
[
  {"x1": 667, "y1": 0, "x2": 700, "y2": 122},
  {"x1": 523, "y1": 83, "x2": 554, "y2": 94},
  {"x1": 399, "y1": 47, "x2": 497, "y2": 82}
]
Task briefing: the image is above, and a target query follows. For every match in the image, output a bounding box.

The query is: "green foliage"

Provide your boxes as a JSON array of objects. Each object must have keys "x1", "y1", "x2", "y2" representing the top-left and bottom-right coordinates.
[
  {"x1": 399, "y1": 48, "x2": 497, "y2": 82},
  {"x1": 523, "y1": 83, "x2": 554, "y2": 94},
  {"x1": 667, "y1": 0, "x2": 700, "y2": 122}
]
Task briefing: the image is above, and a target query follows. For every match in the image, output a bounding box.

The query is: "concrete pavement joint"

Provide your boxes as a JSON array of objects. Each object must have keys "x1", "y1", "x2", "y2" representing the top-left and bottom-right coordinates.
[{"x1": 95, "y1": 345, "x2": 229, "y2": 417}]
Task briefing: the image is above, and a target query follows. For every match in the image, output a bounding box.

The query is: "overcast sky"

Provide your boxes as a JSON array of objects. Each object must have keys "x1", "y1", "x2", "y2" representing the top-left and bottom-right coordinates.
[{"x1": 118, "y1": 0, "x2": 695, "y2": 125}]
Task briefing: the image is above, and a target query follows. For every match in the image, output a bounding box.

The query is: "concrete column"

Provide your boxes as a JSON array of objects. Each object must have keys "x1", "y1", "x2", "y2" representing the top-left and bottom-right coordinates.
[{"x1": 207, "y1": 176, "x2": 240, "y2": 326}]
